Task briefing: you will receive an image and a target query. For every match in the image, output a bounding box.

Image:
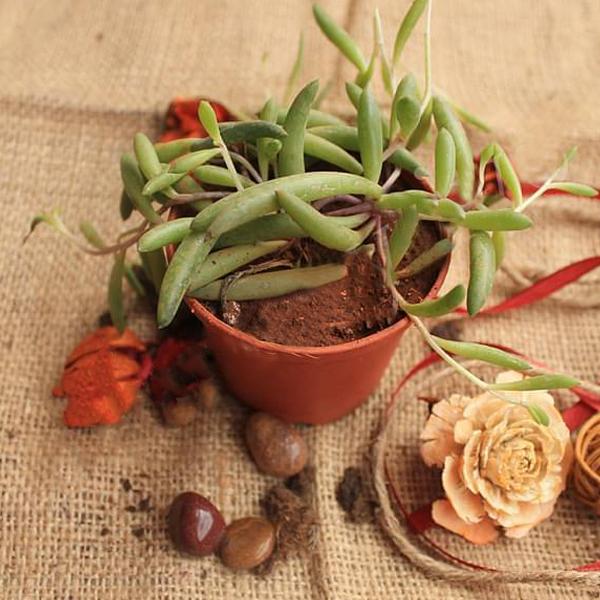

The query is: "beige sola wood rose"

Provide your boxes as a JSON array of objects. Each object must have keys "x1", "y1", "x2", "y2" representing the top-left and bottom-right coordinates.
[{"x1": 420, "y1": 372, "x2": 573, "y2": 544}]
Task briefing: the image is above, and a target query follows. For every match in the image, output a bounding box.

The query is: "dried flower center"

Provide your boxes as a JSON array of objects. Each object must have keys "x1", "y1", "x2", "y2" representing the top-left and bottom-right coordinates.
[{"x1": 485, "y1": 439, "x2": 540, "y2": 488}]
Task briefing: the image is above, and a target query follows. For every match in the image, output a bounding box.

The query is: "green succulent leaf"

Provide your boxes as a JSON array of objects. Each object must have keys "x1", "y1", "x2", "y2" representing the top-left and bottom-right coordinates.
[
  {"x1": 313, "y1": 4, "x2": 367, "y2": 72},
  {"x1": 108, "y1": 251, "x2": 127, "y2": 333},
  {"x1": 198, "y1": 101, "x2": 222, "y2": 143},
  {"x1": 431, "y1": 337, "x2": 532, "y2": 371},
  {"x1": 392, "y1": 0, "x2": 428, "y2": 67},
  {"x1": 548, "y1": 182, "x2": 598, "y2": 197},
  {"x1": 402, "y1": 284, "x2": 466, "y2": 317},
  {"x1": 396, "y1": 96, "x2": 421, "y2": 139},
  {"x1": 527, "y1": 404, "x2": 550, "y2": 426},
  {"x1": 489, "y1": 374, "x2": 579, "y2": 392}
]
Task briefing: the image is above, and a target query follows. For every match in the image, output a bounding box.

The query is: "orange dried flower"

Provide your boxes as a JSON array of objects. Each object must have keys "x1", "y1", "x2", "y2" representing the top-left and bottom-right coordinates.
[{"x1": 53, "y1": 327, "x2": 150, "y2": 427}]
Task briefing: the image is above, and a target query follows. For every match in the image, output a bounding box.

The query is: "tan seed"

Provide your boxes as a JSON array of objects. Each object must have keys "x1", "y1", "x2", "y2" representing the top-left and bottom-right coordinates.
[
  {"x1": 219, "y1": 517, "x2": 275, "y2": 570},
  {"x1": 161, "y1": 397, "x2": 199, "y2": 427},
  {"x1": 196, "y1": 378, "x2": 218, "y2": 411}
]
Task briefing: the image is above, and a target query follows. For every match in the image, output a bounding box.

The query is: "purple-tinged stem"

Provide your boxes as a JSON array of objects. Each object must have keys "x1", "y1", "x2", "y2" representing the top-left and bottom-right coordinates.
[
  {"x1": 374, "y1": 215, "x2": 387, "y2": 268},
  {"x1": 326, "y1": 201, "x2": 374, "y2": 216},
  {"x1": 313, "y1": 194, "x2": 362, "y2": 210},
  {"x1": 382, "y1": 167, "x2": 402, "y2": 192}
]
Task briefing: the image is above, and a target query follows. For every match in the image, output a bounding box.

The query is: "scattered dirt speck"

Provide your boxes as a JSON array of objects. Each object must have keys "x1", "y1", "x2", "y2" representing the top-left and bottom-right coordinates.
[
  {"x1": 257, "y1": 483, "x2": 319, "y2": 575},
  {"x1": 336, "y1": 466, "x2": 376, "y2": 523},
  {"x1": 253, "y1": 466, "x2": 319, "y2": 575},
  {"x1": 137, "y1": 497, "x2": 152, "y2": 512},
  {"x1": 120, "y1": 478, "x2": 132, "y2": 493},
  {"x1": 285, "y1": 464, "x2": 316, "y2": 499},
  {"x1": 429, "y1": 320, "x2": 463, "y2": 341}
]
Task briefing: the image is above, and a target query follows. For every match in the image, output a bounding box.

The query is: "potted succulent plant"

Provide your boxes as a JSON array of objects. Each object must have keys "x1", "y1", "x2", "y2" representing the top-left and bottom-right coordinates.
[{"x1": 31, "y1": 1, "x2": 592, "y2": 424}]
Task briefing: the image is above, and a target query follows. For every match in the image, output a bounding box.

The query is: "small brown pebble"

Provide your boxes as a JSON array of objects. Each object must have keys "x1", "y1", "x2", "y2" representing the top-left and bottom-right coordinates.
[
  {"x1": 220, "y1": 517, "x2": 275, "y2": 570},
  {"x1": 245, "y1": 413, "x2": 308, "y2": 478},
  {"x1": 161, "y1": 397, "x2": 199, "y2": 427},
  {"x1": 167, "y1": 492, "x2": 225, "y2": 557},
  {"x1": 195, "y1": 378, "x2": 218, "y2": 411}
]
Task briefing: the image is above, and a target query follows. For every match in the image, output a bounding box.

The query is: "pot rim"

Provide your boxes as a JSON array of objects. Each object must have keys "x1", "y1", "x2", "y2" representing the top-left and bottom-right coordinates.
[{"x1": 185, "y1": 243, "x2": 450, "y2": 357}]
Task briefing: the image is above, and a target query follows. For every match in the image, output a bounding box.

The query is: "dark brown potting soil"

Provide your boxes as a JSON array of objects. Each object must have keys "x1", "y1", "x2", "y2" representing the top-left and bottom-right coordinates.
[{"x1": 204, "y1": 220, "x2": 441, "y2": 347}]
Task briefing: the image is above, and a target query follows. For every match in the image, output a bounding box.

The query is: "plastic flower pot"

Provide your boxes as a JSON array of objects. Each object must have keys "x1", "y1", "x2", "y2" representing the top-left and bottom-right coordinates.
[
  {"x1": 183, "y1": 251, "x2": 449, "y2": 425},
  {"x1": 165, "y1": 161, "x2": 448, "y2": 425}
]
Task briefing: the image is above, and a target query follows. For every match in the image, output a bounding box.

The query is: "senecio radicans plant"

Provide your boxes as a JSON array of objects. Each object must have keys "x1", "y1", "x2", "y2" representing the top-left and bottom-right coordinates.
[{"x1": 31, "y1": 1, "x2": 596, "y2": 423}]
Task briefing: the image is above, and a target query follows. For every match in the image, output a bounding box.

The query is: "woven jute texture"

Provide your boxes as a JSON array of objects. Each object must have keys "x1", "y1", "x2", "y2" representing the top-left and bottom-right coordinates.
[{"x1": 1, "y1": 1, "x2": 599, "y2": 598}]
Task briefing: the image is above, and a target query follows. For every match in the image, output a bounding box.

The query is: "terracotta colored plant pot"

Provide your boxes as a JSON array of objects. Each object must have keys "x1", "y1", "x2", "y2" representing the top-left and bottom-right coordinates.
[
  {"x1": 184, "y1": 255, "x2": 449, "y2": 424},
  {"x1": 160, "y1": 100, "x2": 449, "y2": 423},
  {"x1": 163, "y1": 143, "x2": 448, "y2": 423}
]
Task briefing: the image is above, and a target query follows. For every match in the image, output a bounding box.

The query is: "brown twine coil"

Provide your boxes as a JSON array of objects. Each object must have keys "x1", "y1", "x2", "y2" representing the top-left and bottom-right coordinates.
[
  {"x1": 573, "y1": 412, "x2": 600, "y2": 515},
  {"x1": 371, "y1": 363, "x2": 600, "y2": 586}
]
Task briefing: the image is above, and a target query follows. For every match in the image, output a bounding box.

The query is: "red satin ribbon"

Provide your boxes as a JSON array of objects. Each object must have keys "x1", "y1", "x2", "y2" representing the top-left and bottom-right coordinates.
[
  {"x1": 520, "y1": 181, "x2": 600, "y2": 200},
  {"x1": 454, "y1": 255, "x2": 600, "y2": 316}
]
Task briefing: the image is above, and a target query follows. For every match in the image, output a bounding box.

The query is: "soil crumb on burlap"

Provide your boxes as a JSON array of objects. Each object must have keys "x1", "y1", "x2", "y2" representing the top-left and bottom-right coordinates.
[
  {"x1": 336, "y1": 466, "x2": 376, "y2": 523},
  {"x1": 255, "y1": 466, "x2": 319, "y2": 575},
  {"x1": 206, "y1": 221, "x2": 441, "y2": 347}
]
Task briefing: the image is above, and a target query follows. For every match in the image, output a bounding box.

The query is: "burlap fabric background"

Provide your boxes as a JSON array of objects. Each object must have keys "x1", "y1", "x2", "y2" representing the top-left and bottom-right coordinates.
[{"x1": 1, "y1": 1, "x2": 599, "y2": 598}]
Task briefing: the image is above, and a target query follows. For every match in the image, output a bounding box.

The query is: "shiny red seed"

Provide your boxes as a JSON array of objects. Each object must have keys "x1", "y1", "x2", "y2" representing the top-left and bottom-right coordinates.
[{"x1": 167, "y1": 492, "x2": 225, "y2": 557}]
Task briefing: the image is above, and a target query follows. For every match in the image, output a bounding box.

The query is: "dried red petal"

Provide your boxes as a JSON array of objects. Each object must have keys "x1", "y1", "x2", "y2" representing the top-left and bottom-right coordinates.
[
  {"x1": 159, "y1": 131, "x2": 183, "y2": 142},
  {"x1": 474, "y1": 157, "x2": 503, "y2": 197},
  {"x1": 149, "y1": 337, "x2": 210, "y2": 408},
  {"x1": 158, "y1": 98, "x2": 231, "y2": 142},
  {"x1": 153, "y1": 338, "x2": 190, "y2": 370},
  {"x1": 454, "y1": 255, "x2": 600, "y2": 316},
  {"x1": 407, "y1": 502, "x2": 435, "y2": 533}
]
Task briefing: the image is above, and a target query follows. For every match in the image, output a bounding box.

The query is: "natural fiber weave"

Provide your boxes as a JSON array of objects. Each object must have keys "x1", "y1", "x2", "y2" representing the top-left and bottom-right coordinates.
[
  {"x1": 573, "y1": 413, "x2": 600, "y2": 515},
  {"x1": 1, "y1": 1, "x2": 599, "y2": 598}
]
